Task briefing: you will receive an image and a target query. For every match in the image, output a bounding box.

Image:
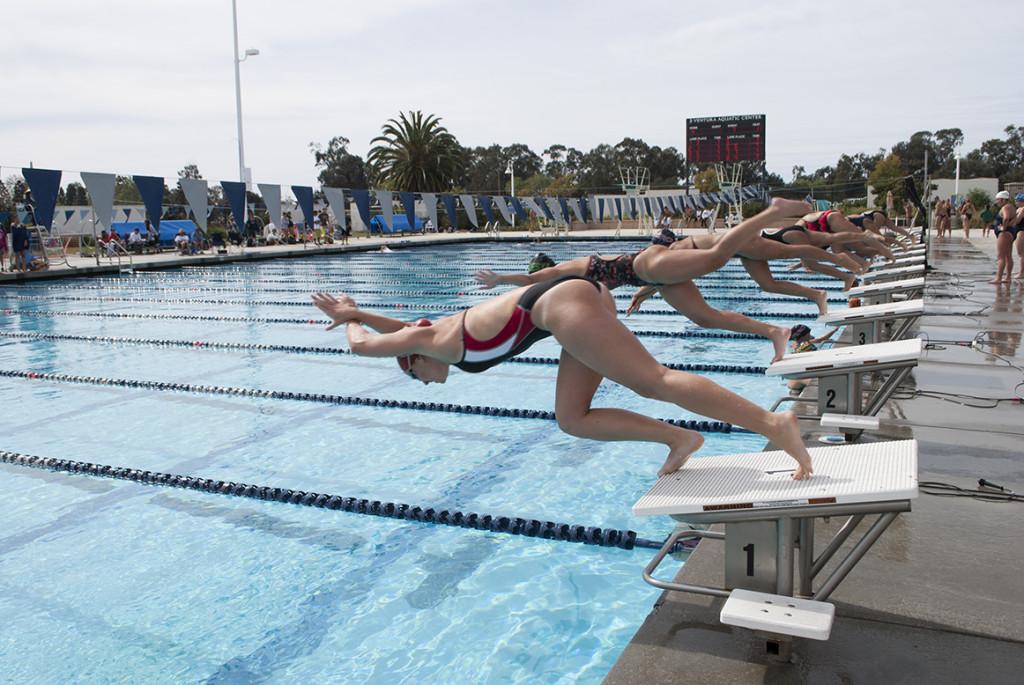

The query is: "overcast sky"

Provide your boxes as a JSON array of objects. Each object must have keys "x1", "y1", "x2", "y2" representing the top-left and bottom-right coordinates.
[{"x1": 2, "y1": 0, "x2": 1019, "y2": 191}]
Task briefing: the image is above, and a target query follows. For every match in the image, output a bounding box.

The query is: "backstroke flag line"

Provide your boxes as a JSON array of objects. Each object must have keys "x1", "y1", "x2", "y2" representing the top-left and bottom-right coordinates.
[
  {"x1": 258, "y1": 183, "x2": 283, "y2": 229},
  {"x1": 80, "y1": 171, "x2": 115, "y2": 232},
  {"x1": 180, "y1": 178, "x2": 209, "y2": 231}
]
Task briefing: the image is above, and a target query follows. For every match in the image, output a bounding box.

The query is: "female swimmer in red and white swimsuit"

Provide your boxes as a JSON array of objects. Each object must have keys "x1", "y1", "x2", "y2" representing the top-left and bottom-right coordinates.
[{"x1": 312, "y1": 277, "x2": 814, "y2": 480}]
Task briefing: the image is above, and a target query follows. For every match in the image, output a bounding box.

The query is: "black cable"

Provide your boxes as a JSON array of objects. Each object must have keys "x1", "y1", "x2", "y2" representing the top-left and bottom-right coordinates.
[{"x1": 919, "y1": 481, "x2": 1023, "y2": 503}]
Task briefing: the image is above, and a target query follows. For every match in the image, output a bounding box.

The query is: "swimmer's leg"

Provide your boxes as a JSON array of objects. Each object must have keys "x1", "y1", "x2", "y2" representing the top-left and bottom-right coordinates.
[
  {"x1": 658, "y1": 282, "x2": 789, "y2": 363},
  {"x1": 536, "y1": 280, "x2": 813, "y2": 479}
]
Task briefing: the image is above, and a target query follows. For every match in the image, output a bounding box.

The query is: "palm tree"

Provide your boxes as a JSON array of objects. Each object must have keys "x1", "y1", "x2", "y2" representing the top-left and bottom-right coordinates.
[{"x1": 368, "y1": 111, "x2": 462, "y2": 192}]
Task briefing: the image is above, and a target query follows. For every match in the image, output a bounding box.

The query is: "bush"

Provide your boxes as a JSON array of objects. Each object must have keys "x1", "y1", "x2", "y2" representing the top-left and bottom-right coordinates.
[
  {"x1": 741, "y1": 201, "x2": 767, "y2": 219},
  {"x1": 79, "y1": 234, "x2": 96, "y2": 257}
]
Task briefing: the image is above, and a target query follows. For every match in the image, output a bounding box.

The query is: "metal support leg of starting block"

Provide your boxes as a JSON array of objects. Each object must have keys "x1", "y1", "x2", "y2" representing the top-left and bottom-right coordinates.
[
  {"x1": 851, "y1": 321, "x2": 876, "y2": 346},
  {"x1": 817, "y1": 372, "x2": 860, "y2": 418}
]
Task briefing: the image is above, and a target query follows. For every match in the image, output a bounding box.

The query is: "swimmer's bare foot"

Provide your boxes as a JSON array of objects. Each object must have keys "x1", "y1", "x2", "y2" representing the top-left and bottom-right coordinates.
[
  {"x1": 765, "y1": 411, "x2": 814, "y2": 480},
  {"x1": 768, "y1": 326, "x2": 789, "y2": 363},
  {"x1": 770, "y1": 198, "x2": 813, "y2": 217},
  {"x1": 658, "y1": 430, "x2": 704, "y2": 477},
  {"x1": 812, "y1": 289, "x2": 828, "y2": 316},
  {"x1": 842, "y1": 274, "x2": 858, "y2": 291}
]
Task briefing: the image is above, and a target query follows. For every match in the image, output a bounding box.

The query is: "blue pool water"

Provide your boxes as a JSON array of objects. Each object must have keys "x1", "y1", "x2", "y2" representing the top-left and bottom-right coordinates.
[{"x1": 0, "y1": 241, "x2": 831, "y2": 683}]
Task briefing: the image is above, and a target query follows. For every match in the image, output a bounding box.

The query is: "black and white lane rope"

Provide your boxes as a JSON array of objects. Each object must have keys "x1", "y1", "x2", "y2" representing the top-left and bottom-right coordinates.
[
  {"x1": 0, "y1": 449, "x2": 692, "y2": 552},
  {"x1": 1, "y1": 284, "x2": 847, "y2": 304},
  {"x1": 0, "y1": 369, "x2": 748, "y2": 433},
  {"x1": 0, "y1": 308, "x2": 768, "y2": 340},
  {"x1": 0, "y1": 332, "x2": 769, "y2": 374},
  {"x1": 0, "y1": 294, "x2": 821, "y2": 319}
]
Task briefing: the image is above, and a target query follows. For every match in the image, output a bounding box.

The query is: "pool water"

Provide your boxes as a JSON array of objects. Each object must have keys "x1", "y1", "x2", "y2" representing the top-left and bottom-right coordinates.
[{"x1": 0, "y1": 241, "x2": 830, "y2": 684}]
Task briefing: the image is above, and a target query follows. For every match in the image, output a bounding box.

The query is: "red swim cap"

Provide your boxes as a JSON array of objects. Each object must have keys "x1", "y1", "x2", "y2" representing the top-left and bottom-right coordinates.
[{"x1": 396, "y1": 319, "x2": 432, "y2": 377}]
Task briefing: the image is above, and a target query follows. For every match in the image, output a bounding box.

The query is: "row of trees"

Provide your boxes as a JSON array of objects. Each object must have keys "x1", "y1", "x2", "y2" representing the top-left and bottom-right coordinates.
[
  {"x1": 312, "y1": 112, "x2": 1024, "y2": 206},
  {"x1": 2, "y1": 116, "x2": 1022, "y2": 218}
]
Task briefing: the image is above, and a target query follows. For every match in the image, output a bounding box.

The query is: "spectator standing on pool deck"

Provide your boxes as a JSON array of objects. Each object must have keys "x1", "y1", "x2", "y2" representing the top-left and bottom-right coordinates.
[
  {"x1": 11, "y1": 219, "x2": 29, "y2": 271},
  {"x1": 0, "y1": 225, "x2": 8, "y2": 272},
  {"x1": 144, "y1": 219, "x2": 159, "y2": 252},
  {"x1": 960, "y1": 198, "x2": 975, "y2": 239},
  {"x1": 886, "y1": 190, "x2": 896, "y2": 218}
]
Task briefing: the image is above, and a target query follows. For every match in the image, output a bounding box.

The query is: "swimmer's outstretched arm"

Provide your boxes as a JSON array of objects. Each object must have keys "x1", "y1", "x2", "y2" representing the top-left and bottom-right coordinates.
[
  {"x1": 626, "y1": 285, "x2": 658, "y2": 314},
  {"x1": 346, "y1": 321, "x2": 434, "y2": 357},
  {"x1": 474, "y1": 270, "x2": 536, "y2": 288},
  {"x1": 312, "y1": 292, "x2": 406, "y2": 333},
  {"x1": 475, "y1": 258, "x2": 589, "y2": 289}
]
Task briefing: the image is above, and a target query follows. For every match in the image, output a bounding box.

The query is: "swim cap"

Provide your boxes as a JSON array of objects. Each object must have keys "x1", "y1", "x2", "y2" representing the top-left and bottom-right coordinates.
[
  {"x1": 1015, "y1": 193, "x2": 1024, "y2": 203},
  {"x1": 527, "y1": 253, "x2": 556, "y2": 274},
  {"x1": 789, "y1": 324, "x2": 811, "y2": 341},
  {"x1": 396, "y1": 319, "x2": 432, "y2": 377},
  {"x1": 651, "y1": 228, "x2": 677, "y2": 246},
  {"x1": 995, "y1": 190, "x2": 1011, "y2": 201}
]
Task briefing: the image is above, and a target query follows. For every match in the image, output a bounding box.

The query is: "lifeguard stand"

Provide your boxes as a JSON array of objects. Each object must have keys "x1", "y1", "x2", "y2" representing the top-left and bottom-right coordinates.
[
  {"x1": 620, "y1": 166, "x2": 653, "y2": 236},
  {"x1": 714, "y1": 162, "x2": 745, "y2": 228}
]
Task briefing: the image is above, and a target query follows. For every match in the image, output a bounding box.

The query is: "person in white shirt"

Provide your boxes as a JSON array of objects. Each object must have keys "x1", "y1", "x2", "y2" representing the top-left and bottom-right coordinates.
[
  {"x1": 127, "y1": 228, "x2": 144, "y2": 252},
  {"x1": 173, "y1": 229, "x2": 190, "y2": 254},
  {"x1": 656, "y1": 208, "x2": 673, "y2": 230}
]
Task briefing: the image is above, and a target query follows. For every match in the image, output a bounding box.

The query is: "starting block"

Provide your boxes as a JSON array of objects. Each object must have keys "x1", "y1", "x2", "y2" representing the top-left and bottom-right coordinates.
[
  {"x1": 766, "y1": 338, "x2": 922, "y2": 425},
  {"x1": 859, "y1": 264, "x2": 925, "y2": 283},
  {"x1": 869, "y1": 255, "x2": 925, "y2": 270},
  {"x1": 847, "y1": 277, "x2": 924, "y2": 304},
  {"x1": 817, "y1": 298, "x2": 924, "y2": 345},
  {"x1": 637, "y1": 440, "x2": 918, "y2": 640}
]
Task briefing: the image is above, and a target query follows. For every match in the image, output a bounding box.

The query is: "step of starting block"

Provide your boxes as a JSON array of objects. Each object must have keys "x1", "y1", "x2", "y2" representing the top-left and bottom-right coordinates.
[
  {"x1": 820, "y1": 413, "x2": 880, "y2": 431},
  {"x1": 720, "y1": 589, "x2": 835, "y2": 640}
]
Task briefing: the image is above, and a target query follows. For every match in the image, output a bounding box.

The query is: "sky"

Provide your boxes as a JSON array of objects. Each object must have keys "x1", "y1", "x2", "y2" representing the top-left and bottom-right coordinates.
[{"x1": 2, "y1": 0, "x2": 1020, "y2": 191}]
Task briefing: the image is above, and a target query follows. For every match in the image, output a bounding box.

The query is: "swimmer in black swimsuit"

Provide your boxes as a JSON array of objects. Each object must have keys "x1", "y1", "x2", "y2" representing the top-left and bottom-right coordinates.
[
  {"x1": 992, "y1": 191, "x2": 1020, "y2": 283},
  {"x1": 312, "y1": 279, "x2": 815, "y2": 479},
  {"x1": 474, "y1": 200, "x2": 819, "y2": 361},
  {"x1": 761, "y1": 225, "x2": 872, "y2": 290},
  {"x1": 475, "y1": 197, "x2": 814, "y2": 292}
]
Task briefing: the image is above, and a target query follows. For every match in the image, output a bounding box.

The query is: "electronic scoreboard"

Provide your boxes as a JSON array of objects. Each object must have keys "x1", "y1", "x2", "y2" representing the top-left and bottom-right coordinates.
[{"x1": 686, "y1": 114, "x2": 765, "y2": 163}]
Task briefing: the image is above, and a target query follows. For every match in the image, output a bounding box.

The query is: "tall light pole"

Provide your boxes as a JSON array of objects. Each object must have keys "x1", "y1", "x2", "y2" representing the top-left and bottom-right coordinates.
[
  {"x1": 231, "y1": 0, "x2": 259, "y2": 191},
  {"x1": 505, "y1": 160, "x2": 515, "y2": 228}
]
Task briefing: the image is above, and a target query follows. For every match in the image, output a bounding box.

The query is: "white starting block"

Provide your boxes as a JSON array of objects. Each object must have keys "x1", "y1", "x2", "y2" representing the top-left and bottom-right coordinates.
[
  {"x1": 817, "y1": 298, "x2": 924, "y2": 345},
  {"x1": 859, "y1": 264, "x2": 925, "y2": 283},
  {"x1": 847, "y1": 277, "x2": 924, "y2": 304},
  {"x1": 720, "y1": 589, "x2": 835, "y2": 641},
  {"x1": 869, "y1": 255, "x2": 925, "y2": 270},
  {"x1": 638, "y1": 440, "x2": 917, "y2": 634},
  {"x1": 766, "y1": 338, "x2": 922, "y2": 430}
]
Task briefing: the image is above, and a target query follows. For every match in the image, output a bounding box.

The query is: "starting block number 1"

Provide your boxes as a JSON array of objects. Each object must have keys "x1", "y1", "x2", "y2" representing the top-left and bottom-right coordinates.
[{"x1": 726, "y1": 522, "x2": 778, "y2": 592}]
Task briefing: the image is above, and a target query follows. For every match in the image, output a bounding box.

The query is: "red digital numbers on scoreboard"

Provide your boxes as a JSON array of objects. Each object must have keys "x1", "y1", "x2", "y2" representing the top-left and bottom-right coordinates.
[{"x1": 686, "y1": 115, "x2": 765, "y2": 164}]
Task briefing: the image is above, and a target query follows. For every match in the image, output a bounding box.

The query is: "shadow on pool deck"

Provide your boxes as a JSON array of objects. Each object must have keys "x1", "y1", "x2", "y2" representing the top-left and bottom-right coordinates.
[{"x1": 605, "y1": 234, "x2": 1024, "y2": 684}]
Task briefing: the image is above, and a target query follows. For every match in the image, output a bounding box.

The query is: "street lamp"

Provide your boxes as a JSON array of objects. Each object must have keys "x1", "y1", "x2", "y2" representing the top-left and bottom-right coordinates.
[
  {"x1": 231, "y1": 0, "x2": 258, "y2": 190},
  {"x1": 505, "y1": 160, "x2": 515, "y2": 228}
]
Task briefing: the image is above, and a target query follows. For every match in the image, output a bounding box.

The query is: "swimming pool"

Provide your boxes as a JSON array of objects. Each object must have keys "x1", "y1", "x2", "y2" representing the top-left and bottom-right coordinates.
[{"x1": 0, "y1": 240, "x2": 830, "y2": 683}]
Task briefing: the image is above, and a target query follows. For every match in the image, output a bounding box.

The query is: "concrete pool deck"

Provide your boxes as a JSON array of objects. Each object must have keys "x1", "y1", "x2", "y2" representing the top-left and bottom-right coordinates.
[{"x1": 605, "y1": 233, "x2": 1024, "y2": 684}]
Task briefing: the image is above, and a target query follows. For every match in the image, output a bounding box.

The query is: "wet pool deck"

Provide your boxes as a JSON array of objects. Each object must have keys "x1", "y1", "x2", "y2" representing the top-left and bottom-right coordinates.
[{"x1": 605, "y1": 234, "x2": 1024, "y2": 684}]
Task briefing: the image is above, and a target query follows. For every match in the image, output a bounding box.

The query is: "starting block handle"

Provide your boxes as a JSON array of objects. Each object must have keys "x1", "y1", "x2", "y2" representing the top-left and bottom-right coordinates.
[{"x1": 642, "y1": 528, "x2": 729, "y2": 598}]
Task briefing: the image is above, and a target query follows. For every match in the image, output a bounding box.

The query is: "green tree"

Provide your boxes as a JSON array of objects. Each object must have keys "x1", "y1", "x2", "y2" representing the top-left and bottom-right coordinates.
[
  {"x1": 693, "y1": 168, "x2": 719, "y2": 193},
  {"x1": 114, "y1": 175, "x2": 141, "y2": 203},
  {"x1": 368, "y1": 111, "x2": 462, "y2": 192},
  {"x1": 310, "y1": 136, "x2": 370, "y2": 189},
  {"x1": 867, "y1": 153, "x2": 905, "y2": 204}
]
